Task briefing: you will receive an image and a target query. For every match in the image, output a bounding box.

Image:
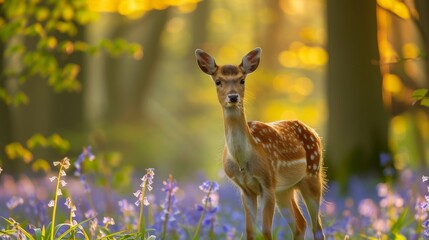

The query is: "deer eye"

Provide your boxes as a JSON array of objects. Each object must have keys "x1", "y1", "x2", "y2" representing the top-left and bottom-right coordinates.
[
  {"x1": 215, "y1": 80, "x2": 221, "y2": 86},
  {"x1": 240, "y1": 79, "x2": 245, "y2": 85}
]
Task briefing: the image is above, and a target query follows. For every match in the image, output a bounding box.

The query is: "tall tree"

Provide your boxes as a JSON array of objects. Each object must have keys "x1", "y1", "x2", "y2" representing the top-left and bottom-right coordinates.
[
  {"x1": 326, "y1": 0, "x2": 389, "y2": 184},
  {"x1": 104, "y1": 9, "x2": 170, "y2": 124}
]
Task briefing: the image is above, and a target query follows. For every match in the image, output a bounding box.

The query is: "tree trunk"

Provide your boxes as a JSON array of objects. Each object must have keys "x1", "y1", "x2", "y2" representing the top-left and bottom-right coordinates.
[
  {"x1": 326, "y1": 0, "x2": 389, "y2": 184},
  {"x1": 105, "y1": 10, "x2": 170, "y2": 124}
]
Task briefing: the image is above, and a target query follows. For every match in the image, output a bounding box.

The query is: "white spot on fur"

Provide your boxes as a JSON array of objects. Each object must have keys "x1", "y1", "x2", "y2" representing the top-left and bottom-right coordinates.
[{"x1": 278, "y1": 158, "x2": 306, "y2": 168}]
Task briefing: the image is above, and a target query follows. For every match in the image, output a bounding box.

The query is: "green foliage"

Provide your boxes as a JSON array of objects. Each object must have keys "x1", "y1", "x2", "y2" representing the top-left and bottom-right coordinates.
[
  {"x1": 0, "y1": 0, "x2": 142, "y2": 105},
  {"x1": 412, "y1": 89, "x2": 429, "y2": 107},
  {"x1": 389, "y1": 207, "x2": 410, "y2": 239},
  {"x1": 4, "y1": 134, "x2": 70, "y2": 172}
]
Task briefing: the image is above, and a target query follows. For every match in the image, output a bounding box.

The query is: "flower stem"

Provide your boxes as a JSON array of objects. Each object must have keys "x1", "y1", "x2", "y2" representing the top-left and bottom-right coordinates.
[
  {"x1": 161, "y1": 175, "x2": 173, "y2": 240},
  {"x1": 193, "y1": 182, "x2": 213, "y2": 240},
  {"x1": 138, "y1": 178, "x2": 147, "y2": 239},
  {"x1": 50, "y1": 165, "x2": 63, "y2": 240}
]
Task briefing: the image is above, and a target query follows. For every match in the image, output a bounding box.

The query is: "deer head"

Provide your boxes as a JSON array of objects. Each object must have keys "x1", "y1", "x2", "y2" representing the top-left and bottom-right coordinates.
[{"x1": 195, "y1": 48, "x2": 261, "y2": 109}]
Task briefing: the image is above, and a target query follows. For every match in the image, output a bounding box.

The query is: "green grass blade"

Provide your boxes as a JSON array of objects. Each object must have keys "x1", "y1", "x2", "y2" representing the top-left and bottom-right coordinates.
[
  {"x1": 1, "y1": 217, "x2": 35, "y2": 240},
  {"x1": 55, "y1": 217, "x2": 93, "y2": 240}
]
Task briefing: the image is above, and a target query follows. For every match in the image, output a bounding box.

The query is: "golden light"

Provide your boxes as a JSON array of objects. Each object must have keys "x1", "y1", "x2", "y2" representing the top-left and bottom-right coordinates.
[
  {"x1": 402, "y1": 43, "x2": 419, "y2": 59},
  {"x1": 383, "y1": 73, "x2": 402, "y2": 94},
  {"x1": 278, "y1": 51, "x2": 298, "y2": 68},
  {"x1": 293, "y1": 77, "x2": 314, "y2": 96},
  {"x1": 219, "y1": 45, "x2": 239, "y2": 63},
  {"x1": 279, "y1": 0, "x2": 305, "y2": 15},
  {"x1": 378, "y1": 40, "x2": 397, "y2": 63},
  {"x1": 177, "y1": 2, "x2": 197, "y2": 13},
  {"x1": 88, "y1": 0, "x2": 200, "y2": 17},
  {"x1": 377, "y1": 0, "x2": 409, "y2": 19},
  {"x1": 272, "y1": 74, "x2": 293, "y2": 93},
  {"x1": 166, "y1": 17, "x2": 186, "y2": 33},
  {"x1": 279, "y1": 42, "x2": 327, "y2": 69},
  {"x1": 210, "y1": 8, "x2": 231, "y2": 25},
  {"x1": 391, "y1": 115, "x2": 406, "y2": 137},
  {"x1": 299, "y1": 27, "x2": 323, "y2": 43},
  {"x1": 88, "y1": 0, "x2": 118, "y2": 12}
]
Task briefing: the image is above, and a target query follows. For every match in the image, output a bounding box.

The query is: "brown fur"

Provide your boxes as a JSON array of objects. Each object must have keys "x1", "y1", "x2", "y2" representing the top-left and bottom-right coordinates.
[{"x1": 195, "y1": 48, "x2": 326, "y2": 240}]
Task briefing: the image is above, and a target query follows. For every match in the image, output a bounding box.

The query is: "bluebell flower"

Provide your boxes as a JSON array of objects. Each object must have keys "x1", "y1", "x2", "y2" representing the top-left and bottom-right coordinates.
[
  {"x1": 74, "y1": 146, "x2": 95, "y2": 170},
  {"x1": 199, "y1": 180, "x2": 219, "y2": 193},
  {"x1": 134, "y1": 168, "x2": 155, "y2": 207},
  {"x1": 6, "y1": 196, "x2": 24, "y2": 210},
  {"x1": 425, "y1": 228, "x2": 429, "y2": 236},
  {"x1": 379, "y1": 152, "x2": 391, "y2": 167},
  {"x1": 423, "y1": 219, "x2": 429, "y2": 228},
  {"x1": 159, "y1": 175, "x2": 181, "y2": 238},
  {"x1": 74, "y1": 146, "x2": 95, "y2": 193},
  {"x1": 194, "y1": 180, "x2": 220, "y2": 237}
]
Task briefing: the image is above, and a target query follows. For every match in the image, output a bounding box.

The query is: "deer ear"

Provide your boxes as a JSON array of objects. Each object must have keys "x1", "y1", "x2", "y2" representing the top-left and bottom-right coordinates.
[
  {"x1": 195, "y1": 49, "x2": 218, "y2": 75},
  {"x1": 240, "y1": 47, "x2": 261, "y2": 74}
]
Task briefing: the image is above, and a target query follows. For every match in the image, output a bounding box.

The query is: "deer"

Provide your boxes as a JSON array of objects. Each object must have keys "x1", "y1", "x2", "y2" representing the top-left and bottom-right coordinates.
[{"x1": 195, "y1": 48, "x2": 326, "y2": 240}]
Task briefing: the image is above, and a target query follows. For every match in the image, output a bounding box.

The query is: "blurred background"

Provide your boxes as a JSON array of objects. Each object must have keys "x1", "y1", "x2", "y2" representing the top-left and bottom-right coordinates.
[{"x1": 0, "y1": 0, "x2": 428, "y2": 187}]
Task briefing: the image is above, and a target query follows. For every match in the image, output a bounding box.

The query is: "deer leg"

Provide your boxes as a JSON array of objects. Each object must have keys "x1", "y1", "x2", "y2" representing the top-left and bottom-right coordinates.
[
  {"x1": 241, "y1": 192, "x2": 258, "y2": 240},
  {"x1": 298, "y1": 176, "x2": 325, "y2": 240},
  {"x1": 276, "y1": 189, "x2": 306, "y2": 239},
  {"x1": 261, "y1": 188, "x2": 275, "y2": 240}
]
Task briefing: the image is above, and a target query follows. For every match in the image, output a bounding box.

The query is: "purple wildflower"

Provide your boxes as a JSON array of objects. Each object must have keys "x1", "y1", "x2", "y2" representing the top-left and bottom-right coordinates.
[
  {"x1": 194, "y1": 181, "x2": 220, "y2": 238},
  {"x1": 6, "y1": 196, "x2": 24, "y2": 210},
  {"x1": 160, "y1": 175, "x2": 180, "y2": 239},
  {"x1": 74, "y1": 146, "x2": 95, "y2": 193},
  {"x1": 161, "y1": 176, "x2": 180, "y2": 222},
  {"x1": 425, "y1": 228, "x2": 429, "y2": 236},
  {"x1": 103, "y1": 216, "x2": 115, "y2": 226},
  {"x1": 85, "y1": 209, "x2": 98, "y2": 237},
  {"x1": 358, "y1": 198, "x2": 378, "y2": 219},
  {"x1": 415, "y1": 196, "x2": 428, "y2": 221},
  {"x1": 423, "y1": 219, "x2": 429, "y2": 228},
  {"x1": 379, "y1": 152, "x2": 391, "y2": 167},
  {"x1": 118, "y1": 199, "x2": 137, "y2": 228},
  {"x1": 74, "y1": 146, "x2": 95, "y2": 170}
]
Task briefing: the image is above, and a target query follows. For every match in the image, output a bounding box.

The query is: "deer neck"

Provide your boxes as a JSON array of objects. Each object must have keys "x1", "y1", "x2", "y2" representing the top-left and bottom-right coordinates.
[{"x1": 223, "y1": 107, "x2": 254, "y2": 170}]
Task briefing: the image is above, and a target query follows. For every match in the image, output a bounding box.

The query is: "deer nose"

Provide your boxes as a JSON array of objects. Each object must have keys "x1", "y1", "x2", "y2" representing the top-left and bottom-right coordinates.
[{"x1": 227, "y1": 93, "x2": 239, "y2": 103}]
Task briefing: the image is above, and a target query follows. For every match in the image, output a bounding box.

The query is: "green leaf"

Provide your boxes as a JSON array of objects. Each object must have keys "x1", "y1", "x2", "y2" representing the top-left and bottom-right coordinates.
[
  {"x1": 27, "y1": 134, "x2": 49, "y2": 149},
  {"x1": 390, "y1": 207, "x2": 409, "y2": 234},
  {"x1": 13, "y1": 91, "x2": 29, "y2": 106},
  {"x1": 393, "y1": 233, "x2": 407, "y2": 240},
  {"x1": 5, "y1": 142, "x2": 33, "y2": 163},
  {"x1": 1, "y1": 217, "x2": 35, "y2": 240},
  {"x1": 32, "y1": 159, "x2": 51, "y2": 173},
  {"x1": 33, "y1": 227, "x2": 44, "y2": 240},
  {"x1": 55, "y1": 218, "x2": 93, "y2": 240},
  {"x1": 421, "y1": 98, "x2": 429, "y2": 107},
  {"x1": 412, "y1": 89, "x2": 428, "y2": 100},
  {"x1": 48, "y1": 134, "x2": 70, "y2": 152}
]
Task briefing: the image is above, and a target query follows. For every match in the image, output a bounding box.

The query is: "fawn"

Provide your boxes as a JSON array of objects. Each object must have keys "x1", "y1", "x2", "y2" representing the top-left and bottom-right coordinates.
[{"x1": 195, "y1": 48, "x2": 326, "y2": 240}]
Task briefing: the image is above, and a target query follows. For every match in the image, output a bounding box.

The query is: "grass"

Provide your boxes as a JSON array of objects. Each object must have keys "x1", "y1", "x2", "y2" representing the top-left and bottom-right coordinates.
[{"x1": 0, "y1": 149, "x2": 428, "y2": 239}]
